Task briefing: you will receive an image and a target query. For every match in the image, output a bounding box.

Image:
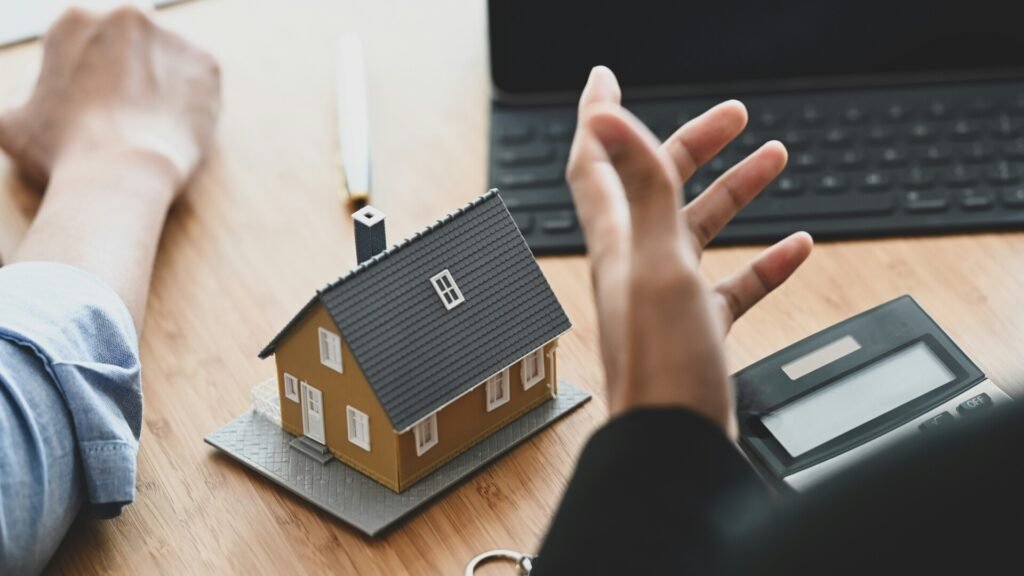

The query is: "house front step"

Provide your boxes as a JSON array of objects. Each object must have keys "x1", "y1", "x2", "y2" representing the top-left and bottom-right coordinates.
[{"x1": 289, "y1": 436, "x2": 335, "y2": 464}]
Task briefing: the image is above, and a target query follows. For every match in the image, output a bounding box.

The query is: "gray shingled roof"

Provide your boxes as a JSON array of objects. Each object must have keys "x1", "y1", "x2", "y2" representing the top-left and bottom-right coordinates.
[{"x1": 259, "y1": 190, "x2": 571, "y2": 432}]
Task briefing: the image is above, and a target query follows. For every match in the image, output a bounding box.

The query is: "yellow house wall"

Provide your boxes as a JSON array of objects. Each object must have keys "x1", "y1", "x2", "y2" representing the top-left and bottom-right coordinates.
[
  {"x1": 274, "y1": 304, "x2": 399, "y2": 490},
  {"x1": 395, "y1": 341, "x2": 559, "y2": 490}
]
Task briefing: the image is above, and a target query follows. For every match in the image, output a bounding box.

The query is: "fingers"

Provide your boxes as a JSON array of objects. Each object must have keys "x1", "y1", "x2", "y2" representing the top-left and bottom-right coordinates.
[
  {"x1": 588, "y1": 108, "x2": 682, "y2": 254},
  {"x1": 714, "y1": 232, "x2": 813, "y2": 329},
  {"x1": 662, "y1": 100, "x2": 748, "y2": 184},
  {"x1": 567, "y1": 67, "x2": 631, "y2": 270},
  {"x1": 684, "y1": 140, "x2": 788, "y2": 247}
]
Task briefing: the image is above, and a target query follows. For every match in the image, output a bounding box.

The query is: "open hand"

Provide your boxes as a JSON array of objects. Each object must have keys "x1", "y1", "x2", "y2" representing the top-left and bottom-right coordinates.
[{"x1": 568, "y1": 66, "x2": 813, "y2": 437}]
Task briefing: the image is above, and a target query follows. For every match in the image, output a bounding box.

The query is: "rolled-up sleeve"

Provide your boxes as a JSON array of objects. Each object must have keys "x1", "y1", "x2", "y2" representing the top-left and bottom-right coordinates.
[{"x1": 0, "y1": 262, "x2": 142, "y2": 573}]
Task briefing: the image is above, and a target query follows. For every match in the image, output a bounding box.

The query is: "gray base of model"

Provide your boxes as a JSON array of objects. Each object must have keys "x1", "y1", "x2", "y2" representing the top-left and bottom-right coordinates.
[{"x1": 205, "y1": 380, "x2": 591, "y2": 536}]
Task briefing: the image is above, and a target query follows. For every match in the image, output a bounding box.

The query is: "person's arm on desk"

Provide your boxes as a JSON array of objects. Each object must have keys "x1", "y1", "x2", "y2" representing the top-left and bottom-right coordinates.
[
  {"x1": 532, "y1": 67, "x2": 813, "y2": 575},
  {"x1": 0, "y1": 7, "x2": 219, "y2": 574}
]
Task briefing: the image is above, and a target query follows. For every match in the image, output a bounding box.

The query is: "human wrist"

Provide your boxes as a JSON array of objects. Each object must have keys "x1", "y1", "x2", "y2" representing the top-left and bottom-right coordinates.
[{"x1": 49, "y1": 146, "x2": 181, "y2": 208}]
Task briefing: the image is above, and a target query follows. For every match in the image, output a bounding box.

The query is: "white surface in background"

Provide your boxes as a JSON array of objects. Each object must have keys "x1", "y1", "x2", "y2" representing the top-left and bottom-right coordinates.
[
  {"x1": 763, "y1": 341, "x2": 955, "y2": 457},
  {"x1": 0, "y1": 0, "x2": 182, "y2": 48}
]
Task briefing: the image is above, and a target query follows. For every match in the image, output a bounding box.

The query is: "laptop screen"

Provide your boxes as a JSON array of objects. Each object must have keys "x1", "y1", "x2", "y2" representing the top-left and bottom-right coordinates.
[{"x1": 489, "y1": 0, "x2": 1024, "y2": 102}]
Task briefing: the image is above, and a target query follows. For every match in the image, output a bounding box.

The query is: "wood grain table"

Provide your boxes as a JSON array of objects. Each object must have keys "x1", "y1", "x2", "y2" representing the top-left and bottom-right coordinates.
[{"x1": 1, "y1": 1, "x2": 1023, "y2": 574}]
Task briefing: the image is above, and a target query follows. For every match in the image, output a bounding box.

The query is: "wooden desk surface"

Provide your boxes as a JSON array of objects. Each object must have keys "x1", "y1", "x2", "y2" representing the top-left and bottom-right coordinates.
[{"x1": 1, "y1": 1, "x2": 1023, "y2": 574}]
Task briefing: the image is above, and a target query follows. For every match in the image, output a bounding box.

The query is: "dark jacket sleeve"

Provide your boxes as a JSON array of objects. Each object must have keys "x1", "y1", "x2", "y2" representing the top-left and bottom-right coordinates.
[{"x1": 532, "y1": 408, "x2": 771, "y2": 575}]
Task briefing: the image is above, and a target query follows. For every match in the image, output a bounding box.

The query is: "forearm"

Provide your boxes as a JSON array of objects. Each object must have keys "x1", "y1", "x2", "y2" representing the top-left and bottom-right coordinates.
[
  {"x1": 11, "y1": 150, "x2": 177, "y2": 332},
  {"x1": 533, "y1": 408, "x2": 770, "y2": 575}
]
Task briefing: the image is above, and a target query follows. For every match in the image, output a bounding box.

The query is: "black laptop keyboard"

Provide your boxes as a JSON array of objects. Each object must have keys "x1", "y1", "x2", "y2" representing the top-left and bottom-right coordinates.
[{"x1": 489, "y1": 81, "x2": 1024, "y2": 254}]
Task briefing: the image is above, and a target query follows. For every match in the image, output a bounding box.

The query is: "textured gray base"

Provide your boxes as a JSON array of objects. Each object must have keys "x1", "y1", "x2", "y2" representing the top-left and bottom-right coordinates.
[{"x1": 205, "y1": 380, "x2": 590, "y2": 536}]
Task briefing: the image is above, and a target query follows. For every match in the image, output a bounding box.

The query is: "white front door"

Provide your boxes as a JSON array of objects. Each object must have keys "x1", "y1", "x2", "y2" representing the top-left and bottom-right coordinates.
[{"x1": 300, "y1": 382, "x2": 326, "y2": 444}]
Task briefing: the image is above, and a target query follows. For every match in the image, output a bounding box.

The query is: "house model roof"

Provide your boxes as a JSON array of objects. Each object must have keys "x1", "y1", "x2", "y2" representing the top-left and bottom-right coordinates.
[{"x1": 259, "y1": 190, "x2": 571, "y2": 432}]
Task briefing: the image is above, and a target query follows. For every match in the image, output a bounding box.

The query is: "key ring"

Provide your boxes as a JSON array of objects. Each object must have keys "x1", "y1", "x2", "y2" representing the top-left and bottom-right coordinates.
[{"x1": 464, "y1": 549, "x2": 535, "y2": 575}]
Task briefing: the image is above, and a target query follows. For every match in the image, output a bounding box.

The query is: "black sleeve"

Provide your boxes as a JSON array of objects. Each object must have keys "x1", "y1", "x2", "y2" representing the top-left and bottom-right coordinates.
[
  {"x1": 532, "y1": 408, "x2": 771, "y2": 575},
  {"x1": 727, "y1": 400, "x2": 1024, "y2": 575}
]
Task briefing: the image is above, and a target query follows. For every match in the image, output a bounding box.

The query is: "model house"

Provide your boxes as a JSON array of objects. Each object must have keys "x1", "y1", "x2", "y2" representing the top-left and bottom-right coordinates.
[{"x1": 258, "y1": 191, "x2": 571, "y2": 492}]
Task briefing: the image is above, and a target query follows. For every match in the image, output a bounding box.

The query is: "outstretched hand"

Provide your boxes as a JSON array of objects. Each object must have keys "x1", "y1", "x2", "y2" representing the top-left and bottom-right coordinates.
[{"x1": 568, "y1": 66, "x2": 813, "y2": 437}]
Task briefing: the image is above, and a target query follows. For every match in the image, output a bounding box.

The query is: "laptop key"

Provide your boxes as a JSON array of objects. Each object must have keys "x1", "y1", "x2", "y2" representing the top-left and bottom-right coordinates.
[
  {"x1": 773, "y1": 175, "x2": 804, "y2": 197},
  {"x1": 836, "y1": 149, "x2": 866, "y2": 170},
  {"x1": 842, "y1": 105, "x2": 867, "y2": 125},
  {"x1": 815, "y1": 173, "x2": 848, "y2": 195},
  {"x1": 992, "y1": 115, "x2": 1023, "y2": 139},
  {"x1": 823, "y1": 127, "x2": 850, "y2": 147},
  {"x1": 497, "y1": 143, "x2": 555, "y2": 167},
  {"x1": 961, "y1": 141, "x2": 995, "y2": 163},
  {"x1": 904, "y1": 190, "x2": 950, "y2": 213},
  {"x1": 1002, "y1": 186, "x2": 1024, "y2": 208},
  {"x1": 877, "y1": 147, "x2": 909, "y2": 167},
  {"x1": 966, "y1": 97, "x2": 997, "y2": 117},
  {"x1": 545, "y1": 121, "x2": 574, "y2": 142},
  {"x1": 1001, "y1": 138, "x2": 1024, "y2": 159},
  {"x1": 781, "y1": 129, "x2": 810, "y2": 150},
  {"x1": 921, "y1": 143, "x2": 953, "y2": 165},
  {"x1": 928, "y1": 101, "x2": 951, "y2": 119},
  {"x1": 986, "y1": 162, "x2": 1021, "y2": 184},
  {"x1": 859, "y1": 170, "x2": 891, "y2": 192},
  {"x1": 959, "y1": 188, "x2": 995, "y2": 211},
  {"x1": 734, "y1": 194, "x2": 895, "y2": 222},
  {"x1": 539, "y1": 210, "x2": 576, "y2": 233},
  {"x1": 908, "y1": 122, "x2": 936, "y2": 142},
  {"x1": 800, "y1": 106, "x2": 823, "y2": 125},
  {"x1": 903, "y1": 167, "x2": 937, "y2": 189},
  {"x1": 865, "y1": 125, "x2": 894, "y2": 145},
  {"x1": 510, "y1": 210, "x2": 535, "y2": 233},
  {"x1": 496, "y1": 166, "x2": 564, "y2": 189},
  {"x1": 496, "y1": 124, "x2": 534, "y2": 145},
  {"x1": 792, "y1": 151, "x2": 823, "y2": 172},
  {"x1": 950, "y1": 119, "x2": 980, "y2": 140},
  {"x1": 886, "y1": 104, "x2": 909, "y2": 123},
  {"x1": 500, "y1": 187, "x2": 574, "y2": 210},
  {"x1": 944, "y1": 165, "x2": 980, "y2": 187}
]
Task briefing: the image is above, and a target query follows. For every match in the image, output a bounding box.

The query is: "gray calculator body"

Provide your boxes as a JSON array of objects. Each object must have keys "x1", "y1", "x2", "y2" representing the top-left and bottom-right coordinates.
[{"x1": 735, "y1": 296, "x2": 1012, "y2": 491}]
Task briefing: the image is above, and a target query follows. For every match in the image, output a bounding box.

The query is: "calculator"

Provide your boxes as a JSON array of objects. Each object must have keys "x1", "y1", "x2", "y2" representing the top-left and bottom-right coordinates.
[{"x1": 735, "y1": 295, "x2": 1012, "y2": 491}]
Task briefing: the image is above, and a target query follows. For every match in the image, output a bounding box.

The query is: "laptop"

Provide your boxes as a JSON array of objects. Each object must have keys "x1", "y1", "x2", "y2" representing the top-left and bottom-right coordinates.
[{"x1": 487, "y1": 0, "x2": 1024, "y2": 254}]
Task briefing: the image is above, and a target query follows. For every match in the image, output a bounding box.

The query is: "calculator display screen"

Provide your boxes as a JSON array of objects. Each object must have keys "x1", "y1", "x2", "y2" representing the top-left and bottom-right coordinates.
[
  {"x1": 762, "y1": 342, "x2": 955, "y2": 458},
  {"x1": 489, "y1": 0, "x2": 1024, "y2": 97}
]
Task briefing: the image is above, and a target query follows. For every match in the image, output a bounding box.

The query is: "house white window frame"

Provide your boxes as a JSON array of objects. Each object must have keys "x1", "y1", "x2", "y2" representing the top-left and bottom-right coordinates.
[
  {"x1": 485, "y1": 369, "x2": 511, "y2": 412},
  {"x1": 414, "y1": 413, "x2": 439, "y2": 456},
  {"x1": 346, "y1": 406, "x2": 371, "y2": 451},
  {"x1": 521, "y1": 348, "x2": 546, "y2": 390},
  {"x1": 283, "y1": 373, "x2": 300, "y2": 402},
  {"x1": 318, "y1": 327, "x2": 344, "y2": 373},
  {"x1": 430, "y1": 269, "x2": 465, "y2": 310}
]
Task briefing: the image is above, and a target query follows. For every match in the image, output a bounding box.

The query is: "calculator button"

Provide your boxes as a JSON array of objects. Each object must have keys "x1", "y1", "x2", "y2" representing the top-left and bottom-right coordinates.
[
  {"x1": 957, "y1": 393, "x2": 993, "y2": 415},
  {"x1": 918, "y1": 411, "x2": 955, "y2": 432}
]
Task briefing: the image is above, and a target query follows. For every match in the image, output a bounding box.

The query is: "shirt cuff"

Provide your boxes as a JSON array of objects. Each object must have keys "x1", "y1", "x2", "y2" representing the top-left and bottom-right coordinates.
[{"x1": 0, "y1": 261, "x2": 143, "y2": 517}]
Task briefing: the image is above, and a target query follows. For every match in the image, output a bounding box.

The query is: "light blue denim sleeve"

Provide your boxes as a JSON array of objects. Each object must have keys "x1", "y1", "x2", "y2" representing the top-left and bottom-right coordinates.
[{"x1": 0, "y1": 262, "x2": 142, "y2": 575}]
